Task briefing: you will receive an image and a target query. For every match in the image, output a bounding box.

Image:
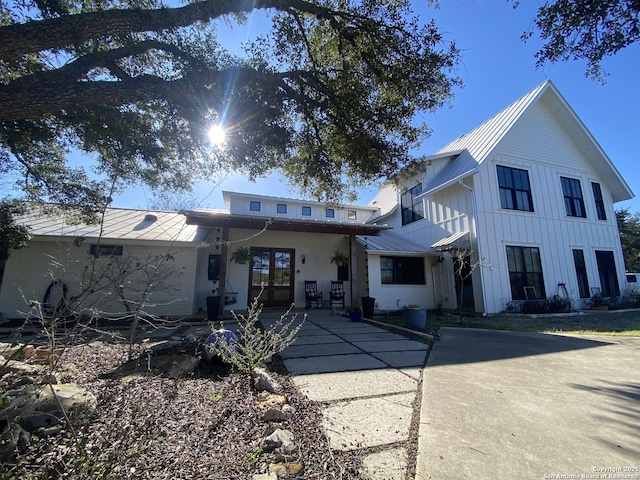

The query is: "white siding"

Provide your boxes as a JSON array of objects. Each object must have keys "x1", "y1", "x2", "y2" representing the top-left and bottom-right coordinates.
[
  {"x1": 0, "y1": 239, "x2": 199, "y2": 318},
  {"x1": 364, "y1": 254, "x2": 435, "y2": 311},
  {"x1": 474, "y1": 102, "x2": 626, "y2": 312}
]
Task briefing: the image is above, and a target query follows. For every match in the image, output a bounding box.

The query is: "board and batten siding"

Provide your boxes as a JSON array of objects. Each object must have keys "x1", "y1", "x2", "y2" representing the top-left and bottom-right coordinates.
[
  {"x1": 474, "y1": 101, "x2": 625, "y2": 312},
  {"x1": 0, "y1": 239, "x2": 199, "y2": 318}
]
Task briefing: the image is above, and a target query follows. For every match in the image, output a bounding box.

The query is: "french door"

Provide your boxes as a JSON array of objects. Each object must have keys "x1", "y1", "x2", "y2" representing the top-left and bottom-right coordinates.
[{"x1": 249, "y1": 248, "x2": 295, "y2": 307}]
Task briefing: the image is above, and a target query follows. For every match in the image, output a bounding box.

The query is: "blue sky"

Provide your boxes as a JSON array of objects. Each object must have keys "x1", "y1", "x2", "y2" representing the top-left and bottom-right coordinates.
[{"x1": 113, "y1": 0, "x2": 640, "y2": 212}]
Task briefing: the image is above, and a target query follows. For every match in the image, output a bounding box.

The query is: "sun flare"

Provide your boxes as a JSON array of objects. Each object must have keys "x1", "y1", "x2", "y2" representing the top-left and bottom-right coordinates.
[{"x1": 207, "y1": 124, "x2": 226, "y2": 146}]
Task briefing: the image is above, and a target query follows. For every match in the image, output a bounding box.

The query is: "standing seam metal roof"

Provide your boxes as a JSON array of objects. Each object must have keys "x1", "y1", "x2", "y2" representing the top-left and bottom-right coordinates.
[{"x1": 18, "y1": 207, "x2": 206, "y2": 244}]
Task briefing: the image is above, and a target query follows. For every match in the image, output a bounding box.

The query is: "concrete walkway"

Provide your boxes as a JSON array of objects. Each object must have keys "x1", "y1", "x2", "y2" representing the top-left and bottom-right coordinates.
[
  {"x1": 416, "y1": 327, "x2": 640, "y2": 480},
  {"x1": 263, "y1": 310, "x2": 430, "y2": 479}
]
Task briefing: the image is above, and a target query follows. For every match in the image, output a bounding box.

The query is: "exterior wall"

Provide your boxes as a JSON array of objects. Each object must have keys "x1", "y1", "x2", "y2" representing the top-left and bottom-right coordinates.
[
  {"x1": 475, "y1": 102, "x2": 626, "y2": 312},
  {"x1": 364, "y1": 253, "x2": 436, "y2": 311},
  {"x1": 376, "y1": 168, "x2": 475, "y2": 312},
  {"x1": 227, "y1": 192, "x2": 376, "y2": 223},
  {"x1": 193, "y1": 228, "x2": 354, "y2": 312},
  {"x1": 0, "y1": 238, "x2": 199, "y2": 319}
]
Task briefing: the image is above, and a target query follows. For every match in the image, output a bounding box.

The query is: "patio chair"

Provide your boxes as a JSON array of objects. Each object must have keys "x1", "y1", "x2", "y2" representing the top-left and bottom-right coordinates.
[
  {"x1": 329, "y1": 280, "x2": 345, "y2": 309},
  {"x1": 305, "y1": 280, "x2": 323, "y2": 309}
]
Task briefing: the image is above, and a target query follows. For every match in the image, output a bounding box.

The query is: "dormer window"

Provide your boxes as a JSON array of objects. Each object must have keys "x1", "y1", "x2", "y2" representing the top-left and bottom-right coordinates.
[
  {"x1": 302, "y1": 206, "x2": 311, "y2": 216},
  {"x1": 325, "y1": 208, "x2": 335, "y2": 218},
  {"x1": 277, "y1": 203, "x2": 287, "y2": 214},
  {"x1": 401, "y1": 183, "x2": 424, "y2": 226},
  {"x1": 348, "y1": 210, "x2": 357, "y2": 220},
  {"x1": 250, "y1": 201, "x2": 261, "y2": 212}
]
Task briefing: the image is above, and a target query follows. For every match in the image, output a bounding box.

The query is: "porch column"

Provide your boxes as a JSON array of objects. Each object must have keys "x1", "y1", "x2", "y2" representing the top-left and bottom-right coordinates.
[
  {"x1": 349, "y1": 234, "x2": 358, "y2": 305},
  {"x1": 217, "y1": 226, "x2": 230, "y2": 318}
]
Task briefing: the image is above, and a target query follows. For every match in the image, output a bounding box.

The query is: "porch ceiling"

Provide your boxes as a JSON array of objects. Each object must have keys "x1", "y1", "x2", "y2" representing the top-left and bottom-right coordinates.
[{"x1": 184, "y1": 212, "x2": 388, "y2": 236}]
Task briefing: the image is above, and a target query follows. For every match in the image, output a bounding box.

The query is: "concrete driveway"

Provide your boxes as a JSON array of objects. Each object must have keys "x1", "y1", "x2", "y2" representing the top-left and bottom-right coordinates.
[{"x1": 416, "y1": 327, "x2": 640, "y2": 480}]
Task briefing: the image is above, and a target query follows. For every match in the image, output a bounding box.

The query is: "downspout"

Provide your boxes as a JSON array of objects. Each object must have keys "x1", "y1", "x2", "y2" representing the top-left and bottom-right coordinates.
[{"x1": 459, "y1": 180, "x2": 488, "y2": 316}]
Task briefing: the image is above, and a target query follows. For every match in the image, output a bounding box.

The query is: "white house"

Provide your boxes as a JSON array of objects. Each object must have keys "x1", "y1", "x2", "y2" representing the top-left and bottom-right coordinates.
[
  {"x1": 0, "y1": 80, "x2": 633, "y2": 320},
  {"x1": 363, "y1": 80, "x2": 634, "y2": 314}
]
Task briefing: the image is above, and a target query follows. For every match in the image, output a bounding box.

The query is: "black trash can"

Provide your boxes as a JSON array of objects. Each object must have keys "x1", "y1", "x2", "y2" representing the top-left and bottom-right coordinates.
[
  {"x1": 206, "y1": 296, "x2": 221, "y2": 321},
  {"x1": 362, "y1": 296, "x2": 375, "y2": 319}
]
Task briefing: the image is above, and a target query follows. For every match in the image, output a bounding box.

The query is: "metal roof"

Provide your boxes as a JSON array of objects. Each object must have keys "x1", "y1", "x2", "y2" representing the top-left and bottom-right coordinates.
[
  {"x1": 419, "y1": 152, "x2": 480, "y2": 198},
  {"x1": 436, "y1": 80, "x2": 633, "y2": 202},
  {"x1": 356, "y1": 230, "x2": 432, "y2": 255},
  {"x1": 184, "y1": 210, "x2": 389, "y2": 236},
  {"x1": 18, "y1": 207, "x2": 205, "y2": 244},
  {"x1": 436, "y1": 82, "x2": 547, "y2": 161},
  {"x1": 431, "y1": 231, "x2": 470, "y2": 251}
]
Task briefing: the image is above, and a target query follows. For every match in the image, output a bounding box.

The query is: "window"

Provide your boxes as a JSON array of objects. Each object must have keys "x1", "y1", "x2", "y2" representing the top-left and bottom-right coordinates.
[
  {"x1": 277, "y1": 203, "x2": 287, "y2": 214},
  {"x1": 325, "y1": 208, "x2": 335, "y2": 218},
  {"x1": 401, "y1": 184, "x2": 424, "y2": 226},
  {"x1": 380, "y1": 256, "x2": 425, "y2": 285},
  {"x1": 561, "y1": 177, "x2": 586, "y2": 217},
  {"x1": 572, "y1": 249, "x2": 590, "y2": 298},
  {"x1": 591, "y1": 182, "x2": 607, "y2": 220},
  {"x1": 497, "y1": 165, "x2": 533, "y2": 212},
  {"x1": 506, "y1": 246, "x2": 546, "y2": 300},
  {"x1": 90, "y1": 244, "x2": 123, "y2": 257},
  {"x1": 302, "y1": 206, "x2": 311, "y2": 216},
  {"x1": 250, "y1": 201, "x2": 261, "y2": 212},
  {"x1": 347, "y1": 210, "x2": 357, "y2": 220},
  {"x1": 595, "y1": 250, "x2": 620, "y2": 296}
]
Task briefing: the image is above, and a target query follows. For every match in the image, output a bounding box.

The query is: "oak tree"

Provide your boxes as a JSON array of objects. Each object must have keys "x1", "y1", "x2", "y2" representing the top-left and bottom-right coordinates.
[
  {"x1": 0, "y1": 0, "x2": 459, "y2": 217},
  {"x1": 516, "y1": 0, "x2": 639, "y2": 80}
]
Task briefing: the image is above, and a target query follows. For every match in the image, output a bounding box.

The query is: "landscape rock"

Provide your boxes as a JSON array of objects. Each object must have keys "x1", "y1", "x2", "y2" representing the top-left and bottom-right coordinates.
[
  {"x1": 253, "y1": 367, "x2": 281, "y2": 393},
  {"x1": 0, "y1": 342, "x2": 32, "y2": 361},
  {"x1": 269, "y1": 462, "x2": 304, "y2": 476},
  {"x1": 256, "y1": 393, "x2": 286, "y2": 409},
  {"x1": 0, "y1": 422, "x2": 31, "y2": 463},
  {"x1": 1, "y1": 358, "x2": 45, "y2": 376},
  {"x1": 0, "y1": 383, "x2": 97, "y2": 432},
  {"x1": 115, "y1": 353, "x2": 199, "y2": 380},
  {"x1": 252, "y1": 474, "x2": 277, "y2": 480},
  {"x1": 261, "y1": 428, "x2": 295, "y2": 454},
  {"x1": 262, "y1": 408, "x2": 287, "y2": 423},
  {"x1": 281, "y1": 404, "x2": 296, "y2": 415}
]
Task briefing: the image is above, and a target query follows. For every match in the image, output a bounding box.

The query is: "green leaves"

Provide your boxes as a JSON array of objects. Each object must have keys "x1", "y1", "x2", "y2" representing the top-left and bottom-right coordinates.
[
  {"x1": 0, "y1": 0, "x2": 460, "y2": 208},
  {"x1": 516, "y1": 0, "x2": 640, "y2": 80}
]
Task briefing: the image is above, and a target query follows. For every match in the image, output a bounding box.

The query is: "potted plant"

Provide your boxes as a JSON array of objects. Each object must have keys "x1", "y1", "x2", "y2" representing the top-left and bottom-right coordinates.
[
  {"x1": 346, "y1": 304, "x2": 362, "y2": 322},
  {"x1": 330, "y1": 250, "x2": 349, "y2": 267},
  {"x1": 230, "y1": 246, "x2": 251, "y2": 264},
  {"x1": 588, "y1": 292, "x2": 609, "y2": 311}
]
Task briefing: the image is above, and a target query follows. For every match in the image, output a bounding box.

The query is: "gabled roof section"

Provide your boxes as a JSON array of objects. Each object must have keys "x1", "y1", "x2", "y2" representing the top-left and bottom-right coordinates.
[
  {"x1": 436, "y1": 82, "x2": 548, "y2": 161},
  {"x1": 435, "y1": 80, "x2": 633, "y2": 202},
  {"x1": 356, "y1": 230, "x2": 431, "y2": 255},
  {"x1": 418, "y1": 152, "x2": 480, "y2": 198},
  {"x1": 18, "y1": 207, "x2": 206, "y2": 244}
]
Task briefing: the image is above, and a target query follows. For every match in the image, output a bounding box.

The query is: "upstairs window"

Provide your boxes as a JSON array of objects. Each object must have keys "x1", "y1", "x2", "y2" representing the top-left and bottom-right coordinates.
[
  {"x1": 277, "y1": 203, "x2": 287, "y2": 214},
  {"x1": 591, "y1": 182, "x2": 607, "y2": 220},
  {"x1": 347, "y1": 210, "x2": 357, "y2": 220},
  {"x1": 250, "y1": 201, "x2": 261, "y2": 212},
  {"x1": 325, "y1": 208, "x2": 335, "y2": 218},
  {"x1": 401, "y1": 183, "x2": 424, "y2": 226},
  {"x1": 497, "y1": 165, "x2": 533, "y2": 212},
  {"x1": 561, "y1": 177, "x2": 586, "y2": 218},
  {"x1": 302, "y1": 206, "x2": 311, "y2": 216}
]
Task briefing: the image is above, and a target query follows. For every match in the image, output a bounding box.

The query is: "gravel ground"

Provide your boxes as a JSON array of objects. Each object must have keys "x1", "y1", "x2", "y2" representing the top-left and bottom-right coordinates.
[{"x1": 0, "y1": 338, "x2": 366, "y2": 479}]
